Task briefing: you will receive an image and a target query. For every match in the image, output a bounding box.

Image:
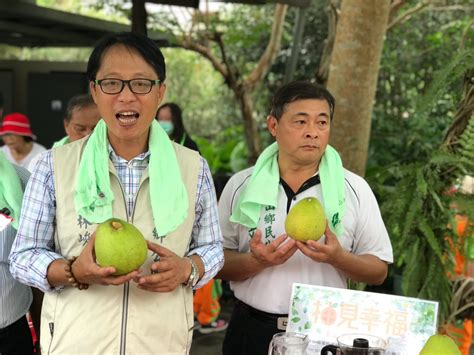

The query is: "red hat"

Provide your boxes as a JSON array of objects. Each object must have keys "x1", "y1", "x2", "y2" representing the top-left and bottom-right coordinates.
[{"x1": 0, "y1": 112, "x2": 36, "y2": 140}]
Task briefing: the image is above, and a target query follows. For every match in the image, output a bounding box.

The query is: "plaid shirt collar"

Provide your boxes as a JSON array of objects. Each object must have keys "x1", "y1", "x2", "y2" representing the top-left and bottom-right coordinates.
[{"x1": 107, "y1": 143, "x2": 151, "y2": 166}]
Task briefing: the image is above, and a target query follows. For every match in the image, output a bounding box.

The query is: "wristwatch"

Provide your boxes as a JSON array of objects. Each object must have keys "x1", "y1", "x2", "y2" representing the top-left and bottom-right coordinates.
[{"x1": 183, "y1": 257, "x2": 199, "y2": 288}]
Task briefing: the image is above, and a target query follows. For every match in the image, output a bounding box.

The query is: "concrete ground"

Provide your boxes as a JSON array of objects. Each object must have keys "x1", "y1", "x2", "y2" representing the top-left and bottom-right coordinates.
[{"x1": 190, "y1": 297, "x2": 234, "y2": 355}]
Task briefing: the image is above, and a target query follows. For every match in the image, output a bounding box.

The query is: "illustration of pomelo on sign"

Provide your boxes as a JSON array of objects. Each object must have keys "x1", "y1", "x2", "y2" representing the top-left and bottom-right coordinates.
[
  {"x1": 285, "y1": 197, "x2": 326, "y2": 242},
  {"x1": 95, "y1": 218, "x2": 148, "y2": 275}
]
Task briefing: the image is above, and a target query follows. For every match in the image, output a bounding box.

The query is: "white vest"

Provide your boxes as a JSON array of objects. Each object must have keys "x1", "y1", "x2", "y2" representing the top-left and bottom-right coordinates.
[{"x1": 40, "y1": 138, "x2": 200, "y2": 355}]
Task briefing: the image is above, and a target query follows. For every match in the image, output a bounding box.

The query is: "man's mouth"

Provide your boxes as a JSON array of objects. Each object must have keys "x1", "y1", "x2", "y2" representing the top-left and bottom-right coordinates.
[{"x1": 115, "y1": 111, "x2": 139, "y2": 125}]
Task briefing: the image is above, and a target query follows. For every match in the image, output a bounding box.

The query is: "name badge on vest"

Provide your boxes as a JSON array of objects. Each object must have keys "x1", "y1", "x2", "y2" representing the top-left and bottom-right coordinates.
[{"x1": 0, "y1": 208, "x2": 13, "y2": 232}]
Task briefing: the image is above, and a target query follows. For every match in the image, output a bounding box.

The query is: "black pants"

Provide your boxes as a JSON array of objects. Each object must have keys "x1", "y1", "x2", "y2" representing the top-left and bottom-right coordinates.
[
  {"x1": 223, "y1": 300, "x2": 287, "y2": 355},
  {"x1": 0, "y1": 315, "x2": 34, "y2": 355}
]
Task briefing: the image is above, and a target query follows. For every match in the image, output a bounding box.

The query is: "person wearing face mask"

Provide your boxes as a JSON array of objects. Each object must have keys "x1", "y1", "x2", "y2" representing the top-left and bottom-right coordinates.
[{"x1": 156, "y1": 103, "x2": 200, "y2": 153}]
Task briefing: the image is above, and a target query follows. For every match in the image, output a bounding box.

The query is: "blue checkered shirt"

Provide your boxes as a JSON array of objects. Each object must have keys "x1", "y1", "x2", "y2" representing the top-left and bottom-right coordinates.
[
  {"x1": 1, "y1": 165, "x2": 33, "y2": 328},
  {"x1": 9, "y1": 145, "x2": 224, "y2": 292}
]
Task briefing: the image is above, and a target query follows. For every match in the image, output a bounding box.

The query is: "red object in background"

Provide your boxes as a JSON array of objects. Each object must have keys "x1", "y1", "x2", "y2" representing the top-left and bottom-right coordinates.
[
  {"x1": 452, "y1": 215, "x2": 469, "y2": 276},
  {"x1": 445, "y1": 214, "x2": 473, "y2": 354},
  {"x1": 26, "y1": 312, "x2": 38, "y2": 352},
  {"x1": 444, "y1": 319, "x2": 473, "y2": 355},
  {"x1": 194, "y1": 278, "x2": 222, "y2": 326}
]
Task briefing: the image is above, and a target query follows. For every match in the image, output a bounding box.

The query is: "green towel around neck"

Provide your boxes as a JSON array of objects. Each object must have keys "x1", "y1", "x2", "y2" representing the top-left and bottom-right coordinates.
[
  {"x1": 230, "y1": 142, "x2": 346, "y2": 236},
  {"x1": 0, "y1": 151, "x2": 24, "y2": 229},
  {"x1": 52, "y1": 136, "x2": 70, "y2": 148},
  {"x1": 229, "y1": 142, "x2": 280, "y2": 228},
  {"x1": 319, "y1": 145, "x2": 346, "y2": 236},
  {"x1": 74, "y1": 119, "x2": 188, "y2": 236}
]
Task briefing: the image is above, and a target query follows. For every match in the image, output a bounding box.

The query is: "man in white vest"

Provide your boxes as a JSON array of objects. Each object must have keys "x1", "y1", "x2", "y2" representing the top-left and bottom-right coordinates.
[{"x1": 10, "y1": 32, "x2": 224, "y2": 355}]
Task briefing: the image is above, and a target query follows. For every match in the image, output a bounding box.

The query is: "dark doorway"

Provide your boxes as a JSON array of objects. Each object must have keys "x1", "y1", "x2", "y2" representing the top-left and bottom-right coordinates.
[
  {"x1": 0, "y1": 70, "x2": 14, "y2": 116},
  {"x1": 27, "y1": 72, "x2": 89, "y2": 148}
]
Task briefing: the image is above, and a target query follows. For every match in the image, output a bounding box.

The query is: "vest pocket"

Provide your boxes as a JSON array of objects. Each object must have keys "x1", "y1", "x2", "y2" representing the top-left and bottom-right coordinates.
[{"x1": 41, "y1": 292, "x2": 59, "y2": 354}]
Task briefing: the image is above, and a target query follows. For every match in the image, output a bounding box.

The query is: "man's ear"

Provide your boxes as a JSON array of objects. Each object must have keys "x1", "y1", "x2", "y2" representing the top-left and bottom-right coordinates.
[
  {"x1": 267, "y1": 115, "x2": 278, "y2": 137},
  {"x1": 89, "y1": 81, "x2": 97, "y2": 103},
  {"x1": 158, "y1": 83, "x2": 166, "y2": 100},
  {"x1": 156, "y1": 83, "x2": 167, "y2": 107}
]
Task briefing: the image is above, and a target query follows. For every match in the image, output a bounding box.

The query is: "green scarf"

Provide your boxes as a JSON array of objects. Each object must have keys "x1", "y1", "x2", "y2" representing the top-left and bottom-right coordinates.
[
  {"x1": 0, "y1": 151, "x2": 24, "y2": 230},
  {"x1": 52, "y1": 136, "x2": 70, "y2": 148},
  {"x1": 74, "y1": 119, "x2": 188, "y2": 236},
  {"x1": 230, "y1": 142, "x2": 346, "y2": 236}
]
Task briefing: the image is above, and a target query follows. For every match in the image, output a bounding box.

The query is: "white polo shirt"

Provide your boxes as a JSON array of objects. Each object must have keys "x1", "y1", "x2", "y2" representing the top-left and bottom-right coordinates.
[{"x1": 218, "y1": 167, "x2": 393, "y2": 314}]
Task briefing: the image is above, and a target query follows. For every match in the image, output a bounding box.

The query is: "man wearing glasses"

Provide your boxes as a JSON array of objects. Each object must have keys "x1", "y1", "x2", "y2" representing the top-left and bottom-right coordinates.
[{"x1": 10, "y1": 32, "x2": 224, "y2": 354}]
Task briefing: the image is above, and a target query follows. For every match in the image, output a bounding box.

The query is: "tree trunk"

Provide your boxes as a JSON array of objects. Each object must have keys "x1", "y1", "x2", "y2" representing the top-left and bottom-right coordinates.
[
  {"x1": 326, "y1": 0, "x2": 391, "y2": 176},
  {"x1": 235, "y1": 87, "x2": 261, "y2": 164},
  {"x1": 131, "y1": 0, "x2": 147, "y2": 36}
]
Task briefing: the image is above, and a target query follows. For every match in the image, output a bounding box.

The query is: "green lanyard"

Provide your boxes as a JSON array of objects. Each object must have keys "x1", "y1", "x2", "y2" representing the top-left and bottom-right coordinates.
[{"x1": 179, "y1": 133, "x2": 187, "y2": 146}]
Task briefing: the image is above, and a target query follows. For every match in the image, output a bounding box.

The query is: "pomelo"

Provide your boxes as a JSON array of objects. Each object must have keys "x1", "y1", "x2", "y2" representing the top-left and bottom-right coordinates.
[
  {"x1": 95, "y1": 218, "x2": 148, "y2": 275},
  {"x1": 285, "y1": 197, "x2": 326, "y2": 242}
]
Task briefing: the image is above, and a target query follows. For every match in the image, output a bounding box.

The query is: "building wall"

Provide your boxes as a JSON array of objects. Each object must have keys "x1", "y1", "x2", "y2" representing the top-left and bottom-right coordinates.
[
  {"x1": 0, "y1": 60, "x2": 86, "y2": 112},
  {"x1": 0, "y1": 60, "x2": 88, "y2": 147}
]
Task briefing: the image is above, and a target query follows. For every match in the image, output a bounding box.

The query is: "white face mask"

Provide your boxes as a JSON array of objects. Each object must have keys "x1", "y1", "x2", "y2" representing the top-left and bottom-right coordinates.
[{"x1": 158, "y1": 121, "x2": 174, "y2": 135}]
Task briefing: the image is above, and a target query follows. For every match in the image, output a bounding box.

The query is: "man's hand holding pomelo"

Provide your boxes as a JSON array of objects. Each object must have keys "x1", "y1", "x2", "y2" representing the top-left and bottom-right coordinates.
[
  {"x1": 72, "y1": 233, "x2": 140, "y2": 286},
  {"x1": 135, "y1": 241, "x2": 203, "y2": 293},
  {"x1": 249, "y1": 229, "x2": 298, "y2": 268},
  {"x1": 296, "y1": 223, "x2": 343, "y2": 264}
]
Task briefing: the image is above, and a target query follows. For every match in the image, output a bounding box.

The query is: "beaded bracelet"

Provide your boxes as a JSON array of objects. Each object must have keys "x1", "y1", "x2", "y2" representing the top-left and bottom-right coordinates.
[{"x1": 65, "y1": 257, "x2": 89, "y2": 290}]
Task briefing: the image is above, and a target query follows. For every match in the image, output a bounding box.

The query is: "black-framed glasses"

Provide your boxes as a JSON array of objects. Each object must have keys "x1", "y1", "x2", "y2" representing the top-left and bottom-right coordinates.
[{"x1": 94, "y1": 78, "x2": 161, "y2": 95}]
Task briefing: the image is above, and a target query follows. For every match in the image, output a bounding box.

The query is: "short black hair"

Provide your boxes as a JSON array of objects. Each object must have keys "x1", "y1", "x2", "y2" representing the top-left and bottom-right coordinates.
[
  {"x1": 156, "y1": 103, "x2": 186, "y2": 142},
  {"x1": 270, "y1": 81, "x2": 335, "y2": 121},
  {"x1": 65, "y1": 94, "x2": 96, "y2": 122},
  {"x1": 86, "y1": 32, "x2": 166, "y2": 83}
]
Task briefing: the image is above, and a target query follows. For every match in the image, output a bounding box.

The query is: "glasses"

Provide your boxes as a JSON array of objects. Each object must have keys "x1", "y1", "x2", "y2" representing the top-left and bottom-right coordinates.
[{"x1": 94, "y1": 78, "x2": 161, "y2": 95}]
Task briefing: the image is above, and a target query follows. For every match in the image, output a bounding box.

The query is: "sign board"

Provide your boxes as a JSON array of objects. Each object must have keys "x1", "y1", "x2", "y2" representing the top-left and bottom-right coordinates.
[{"x1": 287, "y1": 283, "x2": 438, "y2": 354}]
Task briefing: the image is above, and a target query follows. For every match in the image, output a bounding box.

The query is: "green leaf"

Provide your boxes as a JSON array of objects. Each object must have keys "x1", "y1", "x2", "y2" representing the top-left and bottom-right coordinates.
[{"x1": 418, "y1": 217, "x2": 444, "y2": 262}]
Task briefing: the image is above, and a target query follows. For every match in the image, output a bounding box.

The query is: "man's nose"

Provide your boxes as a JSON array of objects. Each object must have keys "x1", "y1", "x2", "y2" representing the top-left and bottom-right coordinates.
[
  {"x1": 305, "y1": 122, "x2": 319, "y2": 138},
  {"x1": 117, "y1": 83, "x2": 137, "y2": 101}
]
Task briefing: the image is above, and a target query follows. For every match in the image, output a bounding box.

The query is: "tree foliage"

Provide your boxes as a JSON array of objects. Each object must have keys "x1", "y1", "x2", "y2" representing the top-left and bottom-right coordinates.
[
  {"x1": 369, "y1": 6, "x2": 473, "y2": 169},
  {"x1": 160, "y1": 48, "x2": 240, "y2": 139},
  {"x1": 371, "y1": 49, "x2": 474, "y2": 324}
]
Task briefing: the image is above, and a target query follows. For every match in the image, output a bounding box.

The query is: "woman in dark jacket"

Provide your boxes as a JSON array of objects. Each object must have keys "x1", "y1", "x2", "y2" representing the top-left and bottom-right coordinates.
[{"x1": 156, "y1": 103, "x2": 200, "y2": 153}]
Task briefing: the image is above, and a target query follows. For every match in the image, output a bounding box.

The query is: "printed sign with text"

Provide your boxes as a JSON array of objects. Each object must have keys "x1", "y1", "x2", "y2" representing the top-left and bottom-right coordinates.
[{"x1": 287, "y1": 283, "x2": 438, "y2": 354}]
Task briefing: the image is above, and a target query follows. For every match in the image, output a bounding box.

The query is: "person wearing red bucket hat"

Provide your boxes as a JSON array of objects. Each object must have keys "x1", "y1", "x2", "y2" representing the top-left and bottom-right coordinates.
[{"x1": 0, "y1": 113, "x2": 46, "y2": 172}]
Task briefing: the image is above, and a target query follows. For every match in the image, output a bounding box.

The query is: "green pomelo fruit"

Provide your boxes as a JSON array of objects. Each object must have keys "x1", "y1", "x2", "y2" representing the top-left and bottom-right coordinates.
[
  {"x1": 285, "y1": 197, "x2": 326, "y2": 242},
  {"x1": 95, "y1": 218, "x2": 148, "y2": 276},
  {"x1": 420, "y1": 334, "x2": 460, "y2": 355}
]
